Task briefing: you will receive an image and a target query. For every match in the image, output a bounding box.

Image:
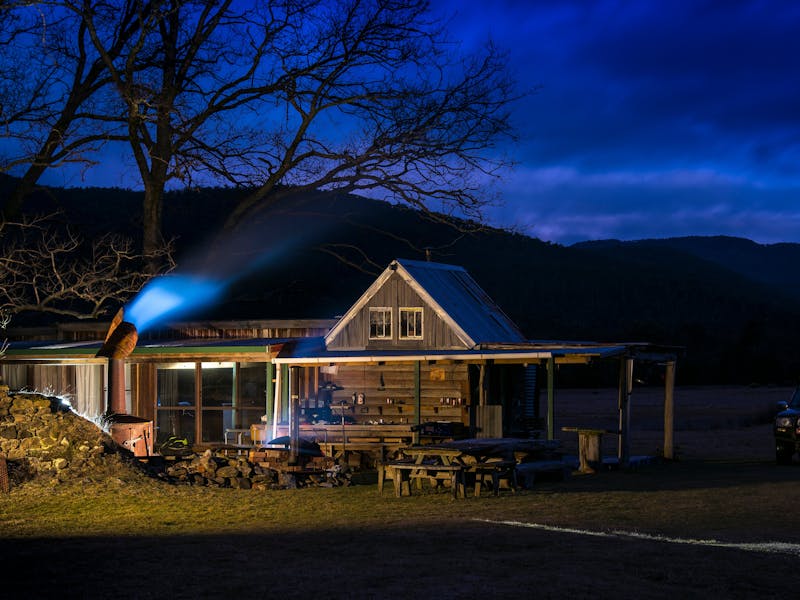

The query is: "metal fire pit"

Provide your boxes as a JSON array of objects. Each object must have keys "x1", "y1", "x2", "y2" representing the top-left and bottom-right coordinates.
[{"x1": 108, "y1": 414, "x2": 154, "y2": 457}]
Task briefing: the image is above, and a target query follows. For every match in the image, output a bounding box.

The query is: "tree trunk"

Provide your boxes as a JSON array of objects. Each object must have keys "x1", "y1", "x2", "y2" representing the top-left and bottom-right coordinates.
[
  {"x1": 4, "y1": 129, "x2": 73, "y2": 217},
  {"x1": 4, "y1": 174, "x2": 41, "y2": 218},
  {"x1": 142, "y1": 183, "x2": 164, "y2": 274}
]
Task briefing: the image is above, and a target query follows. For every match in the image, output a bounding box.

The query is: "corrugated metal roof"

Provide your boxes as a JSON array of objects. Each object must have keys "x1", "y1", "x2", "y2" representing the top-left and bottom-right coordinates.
[
  {"x1": 2, "y1": 340, "x2": 102, "y2": 357},
  {"x1": 6, "y1": 336, "x2": 671, "y2": 364},
  {"x1": 2, "y1": 337, "x2": 290, "y2": 359},
  {"x1": 274, "y1": 340, "x2": 629, "y2": 364},
  {"x1": 135, "y1": 337, "x2": 290, "y2": 349},
  {"x1": 396, "y1": 259, "x2": 525, "y2": 345}
]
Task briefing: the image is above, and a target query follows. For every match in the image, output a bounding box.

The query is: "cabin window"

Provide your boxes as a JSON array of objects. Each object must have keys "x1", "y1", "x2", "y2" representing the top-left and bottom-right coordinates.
[
  {"x1": 369, "y1": 307, "x2": 392, "y2": 339},
  {"x1": 156, "y1": 362, "x2": 198, "y2": 445},
  {"x1": 399, "y1": 307, "x2": 424, "y2": 339},
  {"x1": 155, "y1": 361, "x2": 267, "y2": 446}
]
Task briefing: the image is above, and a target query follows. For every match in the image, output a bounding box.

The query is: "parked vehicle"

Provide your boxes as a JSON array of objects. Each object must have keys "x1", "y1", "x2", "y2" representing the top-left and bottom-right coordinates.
[{"x1": 774, "y1": 387, "x2": 800, "y2": 464}]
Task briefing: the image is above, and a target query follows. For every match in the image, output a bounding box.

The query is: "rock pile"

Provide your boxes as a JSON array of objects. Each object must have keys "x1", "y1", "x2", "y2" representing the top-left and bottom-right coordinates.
[{"x1": 0, "y1": 385, "x2": 148, "y2": 488}]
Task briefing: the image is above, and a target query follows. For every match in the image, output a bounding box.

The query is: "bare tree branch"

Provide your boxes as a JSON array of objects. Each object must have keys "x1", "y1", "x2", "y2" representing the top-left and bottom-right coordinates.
[
  {"x1": 0, "y1": 1, "x2": 145, "y2": 216},
  {"x1": 3, "y1": 0, "x2": 522, "y2": 274},
  {"x1": 0, "y1": 213, "x2": 175, "y2": 321},
  {"x1": 315, "y1": 243, "x2": 383, "y2": 277},
  {"x1": 76, "y1": 0, "x2": 520, "y2": 257}
]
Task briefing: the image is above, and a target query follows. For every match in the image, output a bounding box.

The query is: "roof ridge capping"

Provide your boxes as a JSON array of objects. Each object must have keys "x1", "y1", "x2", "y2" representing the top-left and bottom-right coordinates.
[{"x1": 393, "y1": 258, "x2": 465, "y2": 271}]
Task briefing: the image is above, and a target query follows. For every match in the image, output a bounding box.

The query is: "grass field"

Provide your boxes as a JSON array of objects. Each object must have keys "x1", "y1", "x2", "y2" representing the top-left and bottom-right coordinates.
[{"x1": 2, "y1": 385, "x2": 800, "y2": 599}]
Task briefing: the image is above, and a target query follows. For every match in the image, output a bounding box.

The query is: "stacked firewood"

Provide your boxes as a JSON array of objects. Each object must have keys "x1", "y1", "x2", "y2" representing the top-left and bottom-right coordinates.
[{"x1": 149, "y1": 449, "x2": 349, "y2": 489}]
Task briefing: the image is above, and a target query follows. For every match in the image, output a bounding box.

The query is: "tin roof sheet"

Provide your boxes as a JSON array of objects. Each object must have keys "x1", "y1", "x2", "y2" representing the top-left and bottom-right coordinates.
[{"x1": 395, "y1": 259, "x2": 526, "y2": 345}]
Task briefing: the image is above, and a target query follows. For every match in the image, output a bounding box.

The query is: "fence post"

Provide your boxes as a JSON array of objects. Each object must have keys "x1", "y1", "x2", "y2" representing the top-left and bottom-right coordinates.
[{"x1": 0, "y1": 455, "x2": 9, "y2": 494}]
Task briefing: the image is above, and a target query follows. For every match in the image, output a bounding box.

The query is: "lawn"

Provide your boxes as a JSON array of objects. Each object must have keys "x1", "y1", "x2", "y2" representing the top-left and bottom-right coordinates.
[
  {"x1": 2, "y1": 386, "x2": 800, "y2": 598},
  {"x1": 4, "y1": 459, "x2": 800, "y2": 598}
]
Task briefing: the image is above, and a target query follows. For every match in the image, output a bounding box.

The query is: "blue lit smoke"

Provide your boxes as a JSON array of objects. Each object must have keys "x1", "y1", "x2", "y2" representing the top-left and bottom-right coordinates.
[
  {"x1": 123, "y1": 206, "x2": 326, "y2": 334},
  {"x1": 125, "y1": 274, "x2": 227, "y2": 333}
]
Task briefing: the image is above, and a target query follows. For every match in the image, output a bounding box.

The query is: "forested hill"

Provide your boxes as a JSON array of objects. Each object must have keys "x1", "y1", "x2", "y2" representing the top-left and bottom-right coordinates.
[
  {"x1": 6, "y1": 178, "x2": 800, "y2": 386},
  {"x1": 574, "y1": 237, "x2": 800, "y2": 303}
]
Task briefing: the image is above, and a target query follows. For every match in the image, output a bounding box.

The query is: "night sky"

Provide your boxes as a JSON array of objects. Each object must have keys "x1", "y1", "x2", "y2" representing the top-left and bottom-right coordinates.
[
  {"x1": 24, "y1": 0, "x2": 800, "y2": 246},
  {"x1": 441, "y1": 0, "x2": 800, "y2": 244}
]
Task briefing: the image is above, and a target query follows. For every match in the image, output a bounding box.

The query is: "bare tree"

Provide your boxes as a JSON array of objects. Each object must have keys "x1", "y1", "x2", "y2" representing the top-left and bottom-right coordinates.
[
  {"x1": 76, "y1": 0, "x2": 518, "y2": 259},
  {"x1": 0, "y1": 310, "x2": 10, "y2": 358},
  {"x1": 0, "y1": 213, "x2": 174, "y2": 321},
  {"x1": 78, "y1": 0, "x2": 255, "y2": 264},
  {"x1": 0, "y1": 1, "x2": 144, "y2": 217}
]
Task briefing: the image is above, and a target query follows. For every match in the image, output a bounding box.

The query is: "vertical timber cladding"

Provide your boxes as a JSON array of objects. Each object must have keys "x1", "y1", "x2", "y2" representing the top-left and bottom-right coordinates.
[
  {"x1": 31, "y1": 364, "x2": 74, "y2": 398},
  {"x1": 0, "y1": 364, "x2": 30, "y2": 390},
  {"x1": 331, "y1": 362, "x2": 469, "y2": 425},
  {"x1": 328, "y1": 272, "x2": 469, "y2": 350},
  {"x1": 130, "y1": 363, "x2": 157, "y2": 421}
]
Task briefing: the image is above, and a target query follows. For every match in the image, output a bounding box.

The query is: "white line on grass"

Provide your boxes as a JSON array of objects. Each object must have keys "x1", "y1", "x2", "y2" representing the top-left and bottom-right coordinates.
[{"x1": 474, "y1": 519, "x2": 800, "y2": 556}]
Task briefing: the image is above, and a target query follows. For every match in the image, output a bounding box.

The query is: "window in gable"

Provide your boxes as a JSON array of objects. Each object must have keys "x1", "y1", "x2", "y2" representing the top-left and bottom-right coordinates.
[
  {"x1": 399, "y1": 307, "x2": 424, "y2": 339},
  {"x1": 369, "y1": 307, "x2": 392, "y2": 339}
]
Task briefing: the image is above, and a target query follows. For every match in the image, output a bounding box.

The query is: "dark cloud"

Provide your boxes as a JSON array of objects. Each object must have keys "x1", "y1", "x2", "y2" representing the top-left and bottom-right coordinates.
[
  {"x1": 486, "y1": 166, "x2": 800, "y2": 245},
  {"x1": 508, "y1": 1, "x2": 800, "y2": 165},
  {"x1": 442, "y1": 0, "x2": 800, "y2": 242}
]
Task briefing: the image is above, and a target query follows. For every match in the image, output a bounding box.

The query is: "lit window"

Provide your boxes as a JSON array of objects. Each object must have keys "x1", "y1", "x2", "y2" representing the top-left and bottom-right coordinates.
[
  {"x1": 400, "y1": 307, "x2": 423, "y2": 339},
  {"x1": 369, "y1": 307, "x2": 392, "y2": 339}
]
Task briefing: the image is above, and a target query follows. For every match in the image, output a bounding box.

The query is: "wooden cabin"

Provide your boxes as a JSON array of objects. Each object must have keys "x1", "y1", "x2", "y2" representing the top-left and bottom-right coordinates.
[
  {"x1": 0, "y1": 320, "x2": 334, "y2": 451},
  {"x1": 1, "y1": 259, "x2": 680, "y2": 464},
  {"x1": 268, "y1": 259, "x2": 679, "y2": 465},
  {"x1": 270, "y1": 259, "x2": 534, "y2": 458}
]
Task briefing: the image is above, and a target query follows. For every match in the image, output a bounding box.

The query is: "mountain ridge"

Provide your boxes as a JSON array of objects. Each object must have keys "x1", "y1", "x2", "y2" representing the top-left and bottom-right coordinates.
[
  {"x1": 4, "y1": 178, "x2": 800, "y2": 385},
  {"x1": 573, "y1": 236, "x2": 800, "y2": 301}
]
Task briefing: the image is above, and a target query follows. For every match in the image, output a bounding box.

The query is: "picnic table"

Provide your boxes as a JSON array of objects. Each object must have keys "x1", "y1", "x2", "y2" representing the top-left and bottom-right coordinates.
[
  {"x1": 378, "y1": 438, "x2": 558, "y2": 497},
  {"x1": 428, "y1": 440, "x2": 520, "y2": 497},
  {"x1": 378, "y1": 445, "x2": 466, "y2": 498},
  {"x1": 432, "y1": 437, "x2": 560, "y2": 461}
]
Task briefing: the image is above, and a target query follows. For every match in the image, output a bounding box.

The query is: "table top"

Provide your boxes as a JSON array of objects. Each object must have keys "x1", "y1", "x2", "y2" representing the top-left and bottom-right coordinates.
[
  {"x1": 424, "y1": 438, "x2": 558, "y2": 455},
  {"x1": 397, "y1": 445, "x2": 464, "y2": 465},
  {"x1": 561, "y1": 427, "x2": 617, "y2": 435},
  {"x1": 397, "y1": 437, "x2": 564, "y2": 465},
  {"x1": 401, "y1": 446, "x2": 463, "y2": 457}
]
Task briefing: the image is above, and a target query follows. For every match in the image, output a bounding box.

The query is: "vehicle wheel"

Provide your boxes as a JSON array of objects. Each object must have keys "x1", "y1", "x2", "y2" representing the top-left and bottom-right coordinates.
[{"x1": 776, "y1": 443, "x2": 793, "y2": 465}]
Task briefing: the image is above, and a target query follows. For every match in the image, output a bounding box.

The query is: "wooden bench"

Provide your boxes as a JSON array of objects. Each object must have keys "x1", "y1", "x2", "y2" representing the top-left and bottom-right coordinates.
[
  {"x1": 514, "y1": 460, "x2": 571, "y2": 488},
  {"x1": 377, "y1": 460, "x2": 413, "y2": 495},
  {"x1": 466, "y1": 460, "x2": 517, "y2": 497},
  {"x1": 224, "y1": 428, "x2": 251, "y2": 446},
  {"x1": 379, "y1": 462, "x2": 465, "y2": 498},
  {"x1": 215, "y1": 443, "x2": 253, "y2": 457}
]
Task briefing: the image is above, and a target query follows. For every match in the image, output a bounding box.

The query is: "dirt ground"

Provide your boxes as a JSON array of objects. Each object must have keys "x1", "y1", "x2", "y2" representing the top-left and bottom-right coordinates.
[{"x1": 553, "y1": 384, "x2": 791, "y2": 462}]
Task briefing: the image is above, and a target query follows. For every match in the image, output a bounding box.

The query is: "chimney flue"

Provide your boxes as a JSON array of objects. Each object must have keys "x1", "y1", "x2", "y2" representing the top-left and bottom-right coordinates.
[{"x1": 96, "y1": 308, "x2": 138, "y2": 415}]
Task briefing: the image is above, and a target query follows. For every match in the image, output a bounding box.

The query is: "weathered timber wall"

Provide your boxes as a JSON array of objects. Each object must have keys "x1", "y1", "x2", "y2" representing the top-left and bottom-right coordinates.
[{"x1": 327, "y1": 273, "x2": 468, "y2": 350}]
